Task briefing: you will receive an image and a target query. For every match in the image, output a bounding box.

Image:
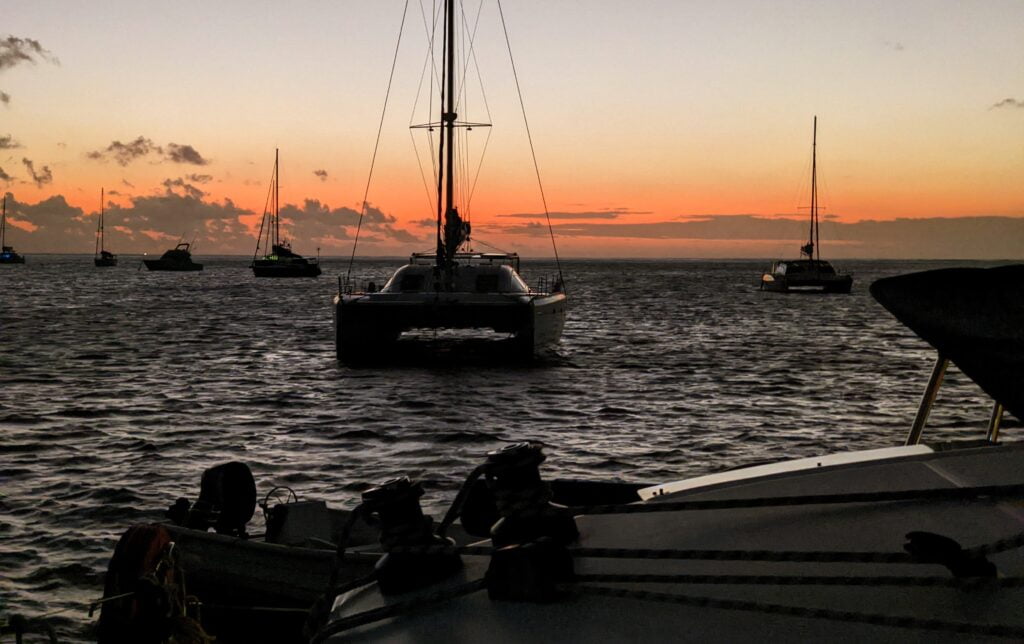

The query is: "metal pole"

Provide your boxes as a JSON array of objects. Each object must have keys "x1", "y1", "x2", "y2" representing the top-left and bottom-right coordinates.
[
  {"x1": 986, "y1": 402, "x2": 1005, "y2": 443},
  {"x1": 906, "y1": 355, "x2": 948, "y2": 445}
]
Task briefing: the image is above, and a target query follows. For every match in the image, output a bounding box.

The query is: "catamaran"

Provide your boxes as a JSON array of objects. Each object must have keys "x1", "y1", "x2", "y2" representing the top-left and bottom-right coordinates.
[
  {"x1": 761, "y1": 117, "x2": 852, "y2": 293},
  {"x1": 251, "y1": 149, "x2": 321, "y2": 278},
  {"x1": 333, "y1": 0, "x2": 566, "y2": 362}
]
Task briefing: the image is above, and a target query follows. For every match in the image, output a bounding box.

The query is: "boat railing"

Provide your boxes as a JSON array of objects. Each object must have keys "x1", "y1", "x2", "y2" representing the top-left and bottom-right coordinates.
[
  {"x1": 906, "y1": 354, "x2": 1005, "y2": 446},
  {"x1": 409, "y1": 251, "x2": 520, "y2": 271}
]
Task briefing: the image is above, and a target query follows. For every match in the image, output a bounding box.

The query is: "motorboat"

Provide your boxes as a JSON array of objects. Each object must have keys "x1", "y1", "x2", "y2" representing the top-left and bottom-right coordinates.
[
  {"x1": 143, "y1": 242, "x2": 203, "y2": 271},
  {"x1": 761, "y1": 117, "x2": 852, "y2": 294},
  {"x1": 94, "y1": 188, "x2": 117, "y2": 267},
  {"x1": 0, "y1": 195, "x2": 25, "y2": 264},
  {"x1": 311, "y1": 264, "x2": 1023, "y2": 642},
  {"x1": 251, "y1": 149, "x2": 321, "y2": 278},
  {"x1": 333, "y1": 0, "x2": 566, "y2": 363}
]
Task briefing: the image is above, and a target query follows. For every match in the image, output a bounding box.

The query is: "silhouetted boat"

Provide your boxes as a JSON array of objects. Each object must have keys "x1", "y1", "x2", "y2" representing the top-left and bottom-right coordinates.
[
  {"x1": 312, "y1": 264, "x2": 1024, "y2": 643},
  {"x1": 251, "y1": 149, "x2": 321, "y2": 278},
  {"x1": 94, "y1": 188, "x2": 117, "y2": 267},
  {"x1": 761, "y1": 117, "x2": 852, "y2": 293},
  {"x1": 334, "y1": 0, "x2": 566, "y2": 363},
  {"x1": 143, "y1": 242, "x2": 203, "y2": 271},
  {"x1": 0, "y1": 195, "x2": 25, "y2": 264}
]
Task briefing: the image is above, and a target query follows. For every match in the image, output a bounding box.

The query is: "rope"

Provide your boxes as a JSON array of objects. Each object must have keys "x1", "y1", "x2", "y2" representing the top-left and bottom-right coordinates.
[
  {"x1": 569, "y1": 546, "x2": 914, "y2": 564},
  {"x1": 571, "y1": 482, "x2": 1024, "y2": 516},
  {"x1": 496, "y1": 0, "x2": 565, "y2": 293},
  {"x1": 345, "y1": 0, "x2": 411, "y2": 289},
  {"x1": 569, "y1": 585, "x2": 1024, "y2": 639},
  {"x1": 435, "y1": 464, "x2": 485, "y2": 538},
  {"x1": 309, "y1": 578, "x2": 486, "y2": 643},
  {"x1": 573, "y1": 572, "x2": 1024, "y2": 588}
]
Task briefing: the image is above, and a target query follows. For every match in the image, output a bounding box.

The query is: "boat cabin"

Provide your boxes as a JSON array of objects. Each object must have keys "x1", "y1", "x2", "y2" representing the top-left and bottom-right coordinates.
[
  {"x1": 769, "y1": 259, "x2": 838, "y2": 276},
  {"x1": 382, "y1": 261, "x2": 530, "y2": 295}
]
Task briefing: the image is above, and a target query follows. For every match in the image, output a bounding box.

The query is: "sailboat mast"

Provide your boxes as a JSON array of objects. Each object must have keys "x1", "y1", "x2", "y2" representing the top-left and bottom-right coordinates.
[
  {"x1": 100, "y1": 188, "x2": 105, "y2": 254},
  {"x1": 274, "y1": 148, "x2": 280, "y2": 248},
  {"x1": 1, "y1": 195, "x2": 5, "y2": 249},
  {"x1": 444, "y1": 0, "x2": 456, "y2": 220},
  {"x1": 810, "y1": 116, "x2": 818, "y2": 261}
]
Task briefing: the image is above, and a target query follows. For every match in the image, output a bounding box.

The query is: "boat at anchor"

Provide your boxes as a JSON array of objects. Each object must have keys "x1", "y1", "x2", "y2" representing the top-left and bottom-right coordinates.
[
  {"x1": 143, "y1": 242, "x2": 203, "y2": 271},
  {"x1": 761, "y1": 117, "x2": 852, "y2": 293},
  {"x1": 333, "y1": 0, "x2": 566, "y2": 363},
  {"x1": 94, "y1": 188, "x2": 117, "y2": 267},
  {"x1": 251, "y1": 149, "x2": 321, "y2": 278},
  {"x1": 0, "y1": 195, "x2": 25, "y2": 264}
]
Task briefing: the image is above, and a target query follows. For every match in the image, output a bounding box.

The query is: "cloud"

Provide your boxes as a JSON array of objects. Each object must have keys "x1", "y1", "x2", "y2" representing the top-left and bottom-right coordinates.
[
  {"x1": 0, "y1": 166, "x2": 12, "y2": 183},
  {"x1": 165, "y1": 143, "x2": 209, "y2": 165},
  {"x1": 493, "y1": 213, "x2": 1024, "y2": 259},
  {"x1": 87, "y1": 138, "x2": 211, "y2": 166},
  {"x1": 1, "y1": 37, "x2": 59, "y2": 106},
  {"x1": 2, "y1": 189, "x2": 253, "y2": 253},
  {"x1": 87, "y1": 136, "x2": 162, "y2": 166},
  {"x1": 882, "y1": 40, "x2": 905, "y2": 52},
  {"x1": 107, "y1": 189, "x2": 121, "y2": 196},
  {"x1": 0, "y1": 134, "x2": 22, "y2": 149},
  {"x1": 313, "y1": 169, "x2": 328, "y2": 182},
  {"x1": 990, "y1": 98, "x2": 1024, "y2": 110},
  {"x1": 21, "y1": 157, "x2": 52, "y2": 187},
  {"x1": 162, "y1": 177, "x2": 205, "y2": 200},
  {"x1": 122, "y1": 179, "x2": 135, "y2": 188},
  {"x1": 186, "y1": 173, "x2": 212, "y2": 184},
  {"x1": 276, "y1": 199, "x2": 419, "y2": 247},
  {"x1": 497, "y1": 209, "x2": 650, "y2": 220}
]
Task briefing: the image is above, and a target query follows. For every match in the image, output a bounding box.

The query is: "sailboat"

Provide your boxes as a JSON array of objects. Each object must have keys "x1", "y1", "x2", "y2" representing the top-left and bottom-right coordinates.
[
  {"x1": 0, "y1": 195, "x2": 26, "y2": 264},
  {"x1": 94, "y1": 188, "x2": 117, "y2": 267},
  {"x1": 251, "y1": 149, "x2": 321, "y2": 278},
  {"x1": 761, "y1": 117, "x2": 852, "y2": 293},
  {"x1": 333, "y1": 0, "x2": 567, "y2": 362}
]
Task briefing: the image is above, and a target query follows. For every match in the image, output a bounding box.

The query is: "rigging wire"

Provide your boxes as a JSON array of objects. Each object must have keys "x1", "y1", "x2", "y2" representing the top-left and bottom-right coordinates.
[
  {"x1": 496, "y1": 0, "x2": 565, "y2": 289},
  {"x1": 251, "y1": 161, "x2": 277, "y2": 265},
  {"x1": 410, "y1": 0, "x2": 443, "y2": 215},
  {"x1": 345, "y1": 0, "x2": 411, "y2": 288}
]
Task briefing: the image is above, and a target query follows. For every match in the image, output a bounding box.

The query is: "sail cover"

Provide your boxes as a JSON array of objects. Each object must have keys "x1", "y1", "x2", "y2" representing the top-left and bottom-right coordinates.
[{"x1": 870, "y1": 264, "x2": 1024, "y2": 420}]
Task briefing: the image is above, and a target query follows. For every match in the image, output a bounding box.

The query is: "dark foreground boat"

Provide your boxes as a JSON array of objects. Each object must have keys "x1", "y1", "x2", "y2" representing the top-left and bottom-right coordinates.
[
  {"x1": 0, "y1": 195, "x2": 25, "y2": 265},
  {"x1": 94, "y1": 188, "x2": 117, "y2": 267},
  {"x1": 334, "y1": 0, "x2": 565, "y2": 363},
  {"x1": 312, "y1": 265, "x2": 1023, "y2": 642},
  {"x1": 251, "y1": 149, "x2": 321, "y2": 278},
  {"x1": 96, "y1": 265, "x2": 1024, "y2": 643},
  {"x1": 143, "y1": 242, "x2": 203, "y2": 271},
  {"x1": 761, "y1": 117, "x2": 852, "y2": 294}
]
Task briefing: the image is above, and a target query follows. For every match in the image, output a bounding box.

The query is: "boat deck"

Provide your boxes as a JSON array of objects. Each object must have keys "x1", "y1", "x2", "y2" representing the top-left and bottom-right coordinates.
[{"x1": 327, "y1": 442, "x2": 1024, "y2": 642}]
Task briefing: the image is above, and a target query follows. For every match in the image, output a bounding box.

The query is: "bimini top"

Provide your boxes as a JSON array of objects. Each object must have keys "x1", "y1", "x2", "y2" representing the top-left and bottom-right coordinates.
[
  {"x1": 871, "y1": 264, "x2": 1024, "y2": 420},
  {"x1": 382, "y1": 263, "x2": 530, "y2": 294}
]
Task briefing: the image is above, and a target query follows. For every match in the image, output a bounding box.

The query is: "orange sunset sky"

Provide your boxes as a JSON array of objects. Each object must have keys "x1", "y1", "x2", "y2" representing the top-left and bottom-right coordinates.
[{"x1": 2, "y1": 1, "x2": 1022, "y2": 258}]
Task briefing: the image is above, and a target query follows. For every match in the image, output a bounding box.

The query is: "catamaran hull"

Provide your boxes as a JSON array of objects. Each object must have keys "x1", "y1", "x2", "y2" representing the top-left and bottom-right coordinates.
[
  {"x1": 761, "y1": 273, "x2": 852, "y2": 293},
  {"x1": 334, "y1": 292, "x2": 566, "y2": 362}
]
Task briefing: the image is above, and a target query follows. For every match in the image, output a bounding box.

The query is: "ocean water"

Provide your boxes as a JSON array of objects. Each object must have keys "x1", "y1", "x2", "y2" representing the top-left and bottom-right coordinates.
[{"x1": 0, "y1": 256, "x2": 1017, "y2": 639}]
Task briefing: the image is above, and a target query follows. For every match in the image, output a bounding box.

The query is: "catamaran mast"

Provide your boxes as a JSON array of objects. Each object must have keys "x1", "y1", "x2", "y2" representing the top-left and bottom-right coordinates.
[{"x1": 435, "y1": 0, "x2": 456, "y2": 270}]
